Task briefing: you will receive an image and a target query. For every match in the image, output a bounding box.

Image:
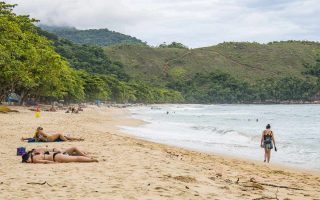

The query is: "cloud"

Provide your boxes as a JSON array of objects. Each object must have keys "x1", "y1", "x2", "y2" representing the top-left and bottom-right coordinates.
[{"x1": 4, "y1": 0, "x2": 320, "y2": 47}]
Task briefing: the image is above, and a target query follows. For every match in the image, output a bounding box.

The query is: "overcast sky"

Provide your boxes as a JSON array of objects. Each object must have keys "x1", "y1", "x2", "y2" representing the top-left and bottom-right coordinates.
[{"x1": 5, "y1": 0, "x2": 320, "y2": 47}]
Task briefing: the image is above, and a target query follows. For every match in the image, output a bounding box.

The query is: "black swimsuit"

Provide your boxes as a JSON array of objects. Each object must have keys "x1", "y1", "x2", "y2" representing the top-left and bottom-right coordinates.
[
  {"x1": 53, "y1": 152, "x2": 61, "y2": 162},
  {"x1": 30, "y1": 151, "x2": 61, "y2": 163},
  {"x1": 263, "y1": 131, "x2": 273, "y2": 149},
  {"x1": 264, "y1": 134, "x2": 273, "y2": 143}
]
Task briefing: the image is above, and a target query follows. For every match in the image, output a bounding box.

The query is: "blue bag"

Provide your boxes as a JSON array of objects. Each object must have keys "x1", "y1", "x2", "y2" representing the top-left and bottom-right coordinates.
[{"x1": 17, "y1": 147, "x2": 26, "y2": 156}]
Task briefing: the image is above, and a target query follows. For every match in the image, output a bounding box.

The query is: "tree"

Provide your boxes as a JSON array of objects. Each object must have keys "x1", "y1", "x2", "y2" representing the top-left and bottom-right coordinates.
[
  {"x1": 159, "y1": 42, "x2": 188, "y2": 49},
  {"x1": 0, "y1": 2, "x2": 84, "y2": 103}
]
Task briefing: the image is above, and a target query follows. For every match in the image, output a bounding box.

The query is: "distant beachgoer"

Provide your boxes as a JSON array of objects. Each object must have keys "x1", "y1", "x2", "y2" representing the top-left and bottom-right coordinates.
[
  {"x1": 260, "y1": 124, "x2": 276, "y2": 163},
  {"x1": 22, "y1": 127, "x2": 83, "y2": 142},
  {"x1": 49, "y1": 105, "x2": 56, "y2": 112},
  {"x1": 65, "y1": 107, "x2": 72, "y2": 113},
  {"x1": 77, "y1": 105, "x2": 83, "y2": 111},
  {"x1": 21, "y1": 150, "x2": 98, "y2": 163}
]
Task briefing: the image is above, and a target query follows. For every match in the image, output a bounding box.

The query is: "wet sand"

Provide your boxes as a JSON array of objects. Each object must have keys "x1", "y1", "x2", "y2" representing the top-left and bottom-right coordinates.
[{"x1": 0, "y1": 106, "x2": 319, "y2": 200}]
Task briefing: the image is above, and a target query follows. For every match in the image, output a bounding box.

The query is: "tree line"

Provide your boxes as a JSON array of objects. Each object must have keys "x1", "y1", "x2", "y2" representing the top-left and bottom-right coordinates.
[
  {"x1": 166, "y1": 69, "x2": 320, "y2": 104},
  {"x1": 39, "y1": 25, "x2": 145, "y2": 46}
]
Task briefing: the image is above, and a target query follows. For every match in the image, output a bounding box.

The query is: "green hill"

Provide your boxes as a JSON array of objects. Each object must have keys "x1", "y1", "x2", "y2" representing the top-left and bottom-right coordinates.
[
  {"x1": 104, "y1": 41, "x2": 320, "y2": 84},
  {"x1": 37, "y1": 24, "x2": 320, "y2": 103},
  {"x1": 39, "y1": 25, "x2": 145, "y2": 46},
  {"x1": 104, "y1": 41, "x2": 320, "y2": 103}
]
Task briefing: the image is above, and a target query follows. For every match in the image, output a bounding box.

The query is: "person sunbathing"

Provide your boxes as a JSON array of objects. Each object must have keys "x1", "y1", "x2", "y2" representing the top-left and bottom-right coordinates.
[
  {"x1": 21, "y1": 150, "x2": 98, "y2": 163},
  {"x1": 22, "y1": 127, "x2": 83, "y2": 142},
  {"x1": 32, "y1": 147, "x2": 89, "y2": 157}
]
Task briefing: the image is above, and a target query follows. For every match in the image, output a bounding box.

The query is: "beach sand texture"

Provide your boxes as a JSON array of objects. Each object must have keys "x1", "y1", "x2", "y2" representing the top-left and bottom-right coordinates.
[{"x1": 0, "y1": 106, "x2": 319, "y2": 200}]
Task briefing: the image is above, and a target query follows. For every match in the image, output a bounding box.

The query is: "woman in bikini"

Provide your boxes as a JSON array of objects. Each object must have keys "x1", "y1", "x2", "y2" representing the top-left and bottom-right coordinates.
[
  {"x1": 31, "y1": 147, "x2": 89, "y2": 157},
  {"x1": 260, "y1": 124, "x2": 276, "y2": 163},
  {"x1": 22, "y1": 127, "x2": 83, "y2": 142},
  {"x1": 21, "y1": 149, "x2": 98, "y2": 163}
]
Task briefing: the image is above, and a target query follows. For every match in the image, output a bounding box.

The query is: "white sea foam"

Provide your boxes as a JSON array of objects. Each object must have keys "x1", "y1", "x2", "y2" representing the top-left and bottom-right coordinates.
[{"x1": 121, "y1": 104, "x2": 320, "y2": 171}]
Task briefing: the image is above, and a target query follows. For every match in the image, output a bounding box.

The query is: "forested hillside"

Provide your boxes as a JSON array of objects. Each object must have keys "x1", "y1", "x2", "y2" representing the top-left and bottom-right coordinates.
[
  {"x1": 39, "y1": 25, "x2": 145, "y2": 46},
  {"x1": 104, "y1": 42, "x2": 320, "y2": 82},
  {"x1": 104, "y1": 42, "x2": 320, "y2": 103}
]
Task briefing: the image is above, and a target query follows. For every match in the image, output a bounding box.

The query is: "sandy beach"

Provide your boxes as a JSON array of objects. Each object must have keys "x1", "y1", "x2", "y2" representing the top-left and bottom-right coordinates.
[{"x1": 0, "y1": 106, "x2": 319, "y2": 200}]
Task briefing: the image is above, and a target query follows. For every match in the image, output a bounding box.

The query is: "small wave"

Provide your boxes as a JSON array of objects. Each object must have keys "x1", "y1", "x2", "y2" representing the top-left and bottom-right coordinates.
[{"x1": 190, "y1": 125, "x2": 254, "y2": 140}]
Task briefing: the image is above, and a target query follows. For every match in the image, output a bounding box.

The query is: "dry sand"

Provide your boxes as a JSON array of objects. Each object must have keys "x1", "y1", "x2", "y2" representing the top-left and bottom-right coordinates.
[{"x1": 0, "y1": 106, "x2": 319, "y2": 200}]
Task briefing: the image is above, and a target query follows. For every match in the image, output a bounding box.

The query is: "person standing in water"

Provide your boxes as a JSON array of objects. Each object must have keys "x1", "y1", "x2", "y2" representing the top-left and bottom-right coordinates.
[{"x1": 260, "y1": 124, "x2": 276, "y2": 163}]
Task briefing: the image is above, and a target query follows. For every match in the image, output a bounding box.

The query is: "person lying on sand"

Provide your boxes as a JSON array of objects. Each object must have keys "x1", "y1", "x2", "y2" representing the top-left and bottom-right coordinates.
[
  {"x1": 21, "y1": 127, "x2": 84, "y2": 142},
  {"x1": 31, "y1": 147, "x2": 89, "y2": 157},
  {"x1": 21, "y1": 149, "x2": 98, "y2": 163}
]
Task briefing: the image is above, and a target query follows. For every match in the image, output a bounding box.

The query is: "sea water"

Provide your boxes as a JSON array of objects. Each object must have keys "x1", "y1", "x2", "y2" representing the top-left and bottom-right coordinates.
[{"x1": 121, "y1": 104, "x2": 320, "y2": 171}]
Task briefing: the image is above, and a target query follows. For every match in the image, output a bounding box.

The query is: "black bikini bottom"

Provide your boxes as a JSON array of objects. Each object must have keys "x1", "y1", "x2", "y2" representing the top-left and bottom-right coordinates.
[{"x1": 53, "y1": 152, "x2": 61, "y2": 162}]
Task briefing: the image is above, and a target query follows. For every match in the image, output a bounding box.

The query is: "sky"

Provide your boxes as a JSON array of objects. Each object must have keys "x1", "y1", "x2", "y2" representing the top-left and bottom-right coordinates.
[{"x1": 5, "y1": 0, "x2": 320, "y2": 48}]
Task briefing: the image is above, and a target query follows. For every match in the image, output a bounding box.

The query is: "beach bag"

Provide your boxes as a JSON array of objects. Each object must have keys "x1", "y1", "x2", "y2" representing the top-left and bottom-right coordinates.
[{"x1": 17, "y1": 147, "x2": 26, "y2": 156}]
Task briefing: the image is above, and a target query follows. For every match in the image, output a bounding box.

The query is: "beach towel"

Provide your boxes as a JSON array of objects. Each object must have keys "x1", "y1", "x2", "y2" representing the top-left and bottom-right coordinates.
[{"x1": 26, "y1": 138, "x2": 62, "y2": 143}]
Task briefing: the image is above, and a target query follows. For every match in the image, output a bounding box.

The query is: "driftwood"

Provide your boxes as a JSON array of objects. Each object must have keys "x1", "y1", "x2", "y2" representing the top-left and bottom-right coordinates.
[
  {"x1": 242, "y1": 182, "x2": 264, "y2": 190},
  {"x1": 256, "y1": 182, "x2": 302, "y2": 190},
  {"x1": 249, "y1": 178, "x2": 303, "y2": 191},
  {"x1": 229, "y1": 177, "x2": 304, "y2": 191},
  {"x1": 27, "y1": 181, "x2": 52, "y2": 187},
  {"x1": 253, "y1": 197, "x2": 278, "y2": 200}
]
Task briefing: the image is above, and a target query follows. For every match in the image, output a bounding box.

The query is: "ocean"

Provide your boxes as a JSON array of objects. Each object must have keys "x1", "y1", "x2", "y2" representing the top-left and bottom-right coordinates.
[{"x1": 121, "y1": 104, "x2": 320, "y2": 171}]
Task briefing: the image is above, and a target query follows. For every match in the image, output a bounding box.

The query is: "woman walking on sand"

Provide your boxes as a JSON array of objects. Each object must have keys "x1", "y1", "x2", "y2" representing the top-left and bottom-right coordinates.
[{"x1": 261, "y1": 124, "x2": 276, "y2": 163}]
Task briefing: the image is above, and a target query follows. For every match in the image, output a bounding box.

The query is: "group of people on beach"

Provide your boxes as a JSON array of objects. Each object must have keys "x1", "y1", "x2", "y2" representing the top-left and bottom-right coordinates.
[
  {"x1": 20, "y1": 123, "x2": 276, "y2": 164},
  {"x1": 21, "y1": 127, "x2": 98, "y2": 163},
  {"x1": 65, "y1": 105, "x2": 83, "y2": 113}
]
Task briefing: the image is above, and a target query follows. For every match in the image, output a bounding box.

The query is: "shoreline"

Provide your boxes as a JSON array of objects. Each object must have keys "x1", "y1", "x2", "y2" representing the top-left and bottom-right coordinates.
[
  {"x1": 118, "y1": 118, "x2": 320, "y2": 176},
  {"x1": 1, "y1": 106, "x2": 319, "y2": 199},
  {"x1": 121, "y1": 104, "x2": 320, "y2": 173}
]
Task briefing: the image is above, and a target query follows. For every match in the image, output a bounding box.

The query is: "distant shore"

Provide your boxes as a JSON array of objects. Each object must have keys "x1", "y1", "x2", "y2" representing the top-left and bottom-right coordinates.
[
  {"x1": 1, "y1": 98, "x2": 320, "y2": 109},
  {"x1": 0, "y1": 106, "x2": 319, "y2": 199},
  {"x1": 250, "y1": 100, "x2": 320, "y2": 104}
]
